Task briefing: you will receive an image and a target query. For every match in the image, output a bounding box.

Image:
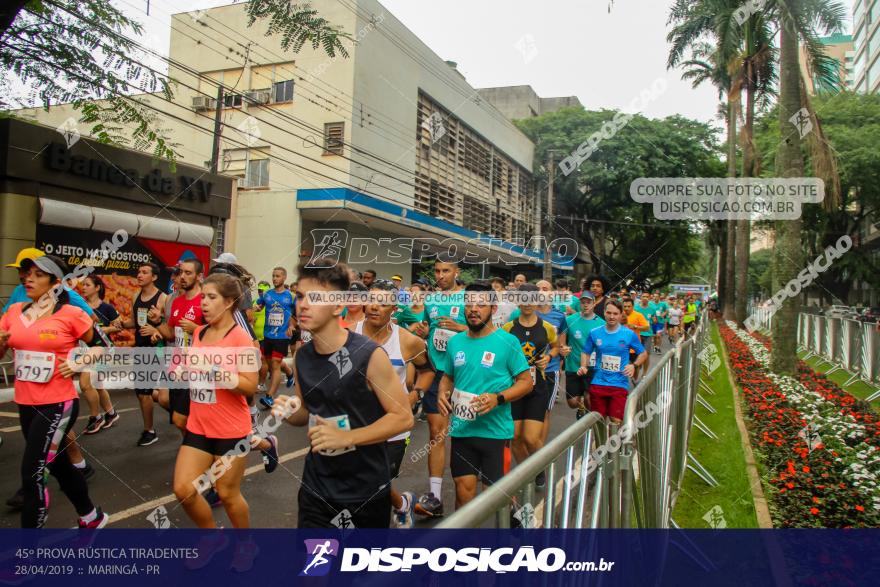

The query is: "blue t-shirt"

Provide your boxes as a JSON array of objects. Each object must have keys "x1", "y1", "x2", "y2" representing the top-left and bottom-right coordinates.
[
  {"x1": 258, "y1": 289, "x2": 295, "y2": 340},
  {"x1": 582, "y1": 325, "x2": 645, "y2": 390},
  {"x1": 2, "y1": 284, "x2": 95, "y2": 317}
]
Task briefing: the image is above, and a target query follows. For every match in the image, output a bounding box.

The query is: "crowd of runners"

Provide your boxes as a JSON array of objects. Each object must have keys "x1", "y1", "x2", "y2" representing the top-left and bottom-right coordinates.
[{"x1": 0, "y1": 246, "x2": 705, "y2": 531}]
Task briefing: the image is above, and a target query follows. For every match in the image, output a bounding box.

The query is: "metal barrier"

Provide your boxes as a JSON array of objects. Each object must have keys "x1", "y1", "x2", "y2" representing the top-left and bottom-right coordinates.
[
  {"x1": 438, "y1": 316, "x2": 709, "y2": 529},
  {"x1": 792, "y1": 313, "x2": 880, "y2": 398}
]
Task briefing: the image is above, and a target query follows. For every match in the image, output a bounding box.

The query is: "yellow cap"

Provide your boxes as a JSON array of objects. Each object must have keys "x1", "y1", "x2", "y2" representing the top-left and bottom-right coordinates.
[{"x1": 6, "y1": 247, "x2": 45, "y2": 268}]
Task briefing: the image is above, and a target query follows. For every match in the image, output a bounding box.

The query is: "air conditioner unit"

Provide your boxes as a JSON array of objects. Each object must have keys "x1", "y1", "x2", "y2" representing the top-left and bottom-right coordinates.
[
  {"x1": 245, "y1": 90, "x2": 270, "y2": 105},
  {"x1": 192, "y1": 96, "x2": 215, "y2": 111}
]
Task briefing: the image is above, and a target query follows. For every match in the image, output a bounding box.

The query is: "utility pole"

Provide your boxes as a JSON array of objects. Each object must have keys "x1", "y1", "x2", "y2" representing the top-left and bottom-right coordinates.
[
  {"x1": 542, "y1": 151, "x2": 556, "y2": 281},
  {"x1": 209, "y1": 84, "x2": 224, "y2": 174}
]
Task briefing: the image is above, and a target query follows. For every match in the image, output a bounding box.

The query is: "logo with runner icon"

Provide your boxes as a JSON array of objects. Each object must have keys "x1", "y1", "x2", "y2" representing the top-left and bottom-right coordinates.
[
  {"x1": 454, "y1": 351, "x2": 466, "y2": 366},
  {"x1": 300, "y1": 538, "x2": 340, "y2": 576}
]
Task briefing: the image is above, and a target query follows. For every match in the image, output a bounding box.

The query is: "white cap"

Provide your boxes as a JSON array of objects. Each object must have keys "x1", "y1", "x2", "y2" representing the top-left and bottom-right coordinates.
[{"x1": 212, "y1": 252, "x2": 239, "y2": 264}]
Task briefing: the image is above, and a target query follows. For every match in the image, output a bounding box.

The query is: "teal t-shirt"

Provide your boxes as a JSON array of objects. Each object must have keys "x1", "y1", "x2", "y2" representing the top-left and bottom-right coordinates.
[
  {"x1": 443, "y1": 328, "x2": 530, "y2": 440},
  {"x1": 394, "y1": 306, "x2": 426, "y2": 328},
  {"x1": 425, "y1": 290, "x2": 467, "y2": 373},
  {"x1": 636, "y1": 302, "x2": 657, "y2": 336},
  {"x1": 564, "y1": 313, "x2": 605, "y2": 372},
  {"x1": 553, "y1": 294, "x2": 576, "y2": 315},
  {"x1": 655, "y1": 301, "x2": 669, "y2": 323}
]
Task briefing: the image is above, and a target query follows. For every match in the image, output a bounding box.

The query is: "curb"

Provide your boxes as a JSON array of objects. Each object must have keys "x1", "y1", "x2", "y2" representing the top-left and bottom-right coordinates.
[{"x1": 715, "y1": 323, "x2": 774, "y2": 529}]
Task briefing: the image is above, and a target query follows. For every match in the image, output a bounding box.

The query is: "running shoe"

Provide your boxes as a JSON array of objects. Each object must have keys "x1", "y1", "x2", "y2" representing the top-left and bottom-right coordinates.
[
  {"x1": 185, "y1": 532, "x2": 230, "y2": 571},
  {"x1": 535, "y1": 471, "x2": 546, "y2": 489},
  {"x1": 5, "y1": 488, "x2": 23, "y2": 510},
  {"x1": 102, "y1": 411, "x2": 120, "y2": 429},
  {"x1": 229, "y1": 538, "x2": 259, "y2": 573},
  {"x1": 286, "y1": 373, "x2": 294, "y2": 388},
  {"x1": 78, "y1": 507, "x2": 109, "y2": 529},
  {"x1": 393, "y1": 491, "x2": 416, "y2": 528},
  {"x1": 258, "y1": 395, "x2": 274, "y2": 410},
  {"x1": 205, "y1": 487, "x2": 223, "y2": 509},
  {"x1": 261, "y1": 435, "x2": 279, "y2": 473},
  {"x1": 137, "y1": 430, "x2": 158, "y2": 447},
  {"x1": 414, "y1": 492, "x2": 444, "y2": 518},
  {"x1": 83, "y1": 416, "x2": 104, "y2": 435}
]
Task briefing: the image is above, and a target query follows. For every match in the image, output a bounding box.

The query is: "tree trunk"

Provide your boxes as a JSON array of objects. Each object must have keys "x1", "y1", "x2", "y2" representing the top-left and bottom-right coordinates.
[
  {"x1": 723, "y1": 96, "x2": 737, "y2": 320},
  {"x1": 770, "y1": 13, "x2": 805, "y2": 376},
  {"x1": 717, "y1": 228, "x2": 728, "y2": 304},
  {"x1": 736, "y1": 55, "x2": 755, "y2": 325}
]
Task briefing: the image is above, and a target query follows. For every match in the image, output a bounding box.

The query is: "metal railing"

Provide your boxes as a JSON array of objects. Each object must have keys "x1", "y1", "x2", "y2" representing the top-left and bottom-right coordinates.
[
  {"x1": 438, "y1": 316, "x2": 709, "y2": 529},
  {"x1": 750, "y1": 309, "x2": 880, "y2": 395}
]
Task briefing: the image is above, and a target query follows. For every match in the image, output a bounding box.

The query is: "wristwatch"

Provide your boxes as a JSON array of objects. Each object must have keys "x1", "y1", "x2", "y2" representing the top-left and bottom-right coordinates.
[{"x1": 496, "y1": 393, "x2": 507, "y2": 406}]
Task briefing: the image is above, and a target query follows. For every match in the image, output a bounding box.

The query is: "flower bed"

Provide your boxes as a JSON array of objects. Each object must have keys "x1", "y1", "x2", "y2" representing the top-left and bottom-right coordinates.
[{"x1": 719, "y1": 322, "x2": 879, "y2": 527}]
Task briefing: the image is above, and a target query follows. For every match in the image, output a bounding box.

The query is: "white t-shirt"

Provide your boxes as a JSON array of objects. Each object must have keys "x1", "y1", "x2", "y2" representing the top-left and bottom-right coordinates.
[{"x1": 668, "y1": 308, "x2": 683, "y2": 325}]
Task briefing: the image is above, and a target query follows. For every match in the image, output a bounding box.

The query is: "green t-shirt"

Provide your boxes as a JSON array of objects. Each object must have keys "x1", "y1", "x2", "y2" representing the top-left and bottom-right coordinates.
[
  {"x1": 553, "y1": 294, "x2": 577, "y2": 315},
  {"x1": 443, "y1": 328, "x2": 530, "y2": 440},
  {"x1": 394, "y1": 306, "x2": 426, "y2": 328},
  {"x1": 425, "y1": 290, "x2": 467, "y2": 372},
  {"x1": 655, "y1": 301, "x2": 669, "y2": 323},
  {"x1": 564, "y1": 313, "x2": 605, "y2": 372},
  {"x1": 636, "y1": 302, "x2": 657, "y2": 336},
  {"x1": 252, "y1": 302, "x2": 266, "y2": 341}
]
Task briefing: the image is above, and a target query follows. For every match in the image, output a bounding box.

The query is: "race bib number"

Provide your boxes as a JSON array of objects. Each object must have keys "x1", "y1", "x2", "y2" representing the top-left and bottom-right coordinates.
[
  {"x1": 589, "y1": 352, "x2": 597, "y2": 368},
  {"x1": 14, "y1": 350, "x2": 55, "y2": 383},
  {"x1": 601, "y1": 354, "x2": 621, "y2": 373},
  {"x1": 432, "y1": 328, "x2": 454, "y2": 352},
  {"x1": 189, "y1": 386, "x2": 216, "y2": 405},
  {"x1": 309, "y1": 414, "x2": 355, "y2": 456},
  {"x1": 136, "y1": 308, "x2": 148, "y2": 327},
  {"x1": 451, "y1": 389, "x2": 478, "y2": 421},
  {"x1": 268, "y1": 311, "x2": 284, "y2": 327},
  {"x1": 174, "y1": 326, "x2": 188, "y2": 348}
]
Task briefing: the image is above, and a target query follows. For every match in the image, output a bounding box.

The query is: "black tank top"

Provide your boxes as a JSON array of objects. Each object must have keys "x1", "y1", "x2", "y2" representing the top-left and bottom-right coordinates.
[
  {"x1": 133, "y1": 289, "x2": 163, "y2": 347},
  {"x1": 295, "y1": 331, "x2": 388, "y2": 503}
]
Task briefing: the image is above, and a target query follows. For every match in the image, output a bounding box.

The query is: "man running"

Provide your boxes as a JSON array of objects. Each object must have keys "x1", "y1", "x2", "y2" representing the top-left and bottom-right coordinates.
[
  {"x1": 272, "y1": 260, "x2": 412, "y2": 528},
  {"x1": 502, "y1": 283, "x2": 557, "y2": 488},
  {"x1": 254, "y1": 267, "x2": 295, "y2": 409},
  {"x1": 636, "y1": 293, "x2": 659, "y2": 354},
  {"x1": 513, "y1": 274, "x2": 527, "y2": 288},
  {"x1": 149, "y1": 258, "x2": 204, "y2": 433},
  {"x1": 560, "y1": 291, "x2": 605, "y2": 419},
  {"x1": 414, "y1": 256, "x2": 467, "y2": 517},
  {"x1": 356, "y1": 280, "x2": 434, "y2": 528},
  {"x1": 121, "y1": 262, "x2": 166, "y2": 447},
  {"x1": 651, "y1": 292, "x2": 668, "y2": 354},
  {"x1": 361, "y1": 269, "x2": 376, "y2": 288},
  {"x1": 533, "y1": 280, "x2": 567, "y2": 452},
  {"x1": 437, "y1": 282, "x2": 533, "y2": 509},
  {"x1": 622, "y1": 296, "x2": 651, "y2": 381},
  {"x1": 577, "y1": 300, "x2": 648, "y2": 424}
]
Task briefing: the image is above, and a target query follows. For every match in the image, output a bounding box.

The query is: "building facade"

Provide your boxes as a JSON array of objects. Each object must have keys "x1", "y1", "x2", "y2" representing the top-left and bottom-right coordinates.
[
  {"x1": 16, "y1": 0, "x2": 571, "y2": 283},
  {"x1": 799, "y1": 34, "x2": 854, "y2": 94},
  {"x1": 853, "y1": 0, "x2": 880, "y2": 93},
  {"x1": 476, "y1": 86, "x2": 583, "y2": 121}
]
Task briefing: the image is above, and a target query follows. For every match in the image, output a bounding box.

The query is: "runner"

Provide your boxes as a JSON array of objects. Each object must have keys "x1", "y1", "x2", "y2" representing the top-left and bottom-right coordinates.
[
  {"x1": 0, "y1": 254, "x2": 109, "y2": 528},
  {"x1": 254, "y1": 267, "x2": 295, "y2": 409},
  {"x1": 79, "y1": 275, "x2": 121, "y2": 434},
  {"x1": 513, "y1": 274, "x2": 527, "y2": 288},
  {"x1": 272, "y1": 259, "x2": 412, "y2": 528},
  {"x1": 340, "y1": 282, "x2": 367, "y2": 328},
  {"x1": 501, "y1": 283, "x2": 558, "y2": 489},
  {"x1": 622, "y1": 296, "x2": 651, "y2": 381},
  {"x1": 415, "y1": 256, "x2": 467, "y2": 517},
  {"x1": 253, "y1": 280, "x2": 270, "y2": 391},
  {"x1": 362, "y1": 269, "x2": 376, "y2": 288},
  {"x1": 121, "y1": 262, "x2": 166, "y2": 447},
  {"x1": 171, "y1": 273, "x2": 258, "y2": 529},
  {"x1": 667, "y1": 296, "x2": 684, "y2": 342},
  {"x1": 150, "y1": 258, "x2": 205, "y2": 433},
  {"x1": 577, "y1": 299, "x2": 648, "y2": 424},
  {"x1": 533, "y1": 280, "x2": 568, "y2": 453},
  {"x1": 437, "y1": 281, "x2": 533, "y2": 509},
  {"x1": 651, "y1": 292, "x2": 669, "y2": 354},
  {"x1": 560, "y1": 291, "x2": 605, "y2": 419},
  {"x1": 2, "y1": 248, "x2": 97, "y2": 318},
  {"x1": 683, "y1": 295, "x2": 697, "y2": 336},
  {"x1": 356, "y1": 280, "x2": 434, "y2": 528},
  {"x1": 393, "y1": 282, "x2": 427, "y2": 331},
  {"x1": 586, "y1": 274, "x2": 611, "y2": 319},
  {"x1": 554, "y1": 278, "x2": 577, "y2": 316},
  {"x1": 636, "y1": 292, "x2": 659, "y2": 354},
  {"x1": 490, "y1": 277, "x2": 515, "y2": 328}
]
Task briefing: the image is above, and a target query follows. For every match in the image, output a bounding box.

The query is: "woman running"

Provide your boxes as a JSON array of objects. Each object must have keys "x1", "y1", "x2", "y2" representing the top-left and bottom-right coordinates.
[
  {"x1": 0, "y1": 255, "x2": 109, "y2": 528},
  {"x1": 172, "y1": 273, "x2": 258, "y2": 528},
  {"x1": 80, "y1": 275, "x2": 121, "y2": 434}
]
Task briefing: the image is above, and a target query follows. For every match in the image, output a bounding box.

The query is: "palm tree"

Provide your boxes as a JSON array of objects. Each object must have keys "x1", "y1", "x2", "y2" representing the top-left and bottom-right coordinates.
[
  {"x1": 667, "y1": 0, "x2": 744, "y2": 321},
  {"x1": 767, "y1": 0, "x2": 846, "y2": 374}
]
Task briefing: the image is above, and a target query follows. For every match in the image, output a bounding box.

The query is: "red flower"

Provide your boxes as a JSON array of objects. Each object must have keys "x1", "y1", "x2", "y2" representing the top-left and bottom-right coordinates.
[
  {"x1": 855, "y1": 505, "x2": 865, "y2": 512},
  {"x1": 810, "y1": 507, "x2": 819, "y2": 515}
]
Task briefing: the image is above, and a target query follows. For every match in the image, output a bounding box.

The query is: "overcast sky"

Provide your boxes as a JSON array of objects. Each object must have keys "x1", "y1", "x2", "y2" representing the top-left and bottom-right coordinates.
[{"x1": 122, "y1": 0, "x2": 856, "y2": 126}]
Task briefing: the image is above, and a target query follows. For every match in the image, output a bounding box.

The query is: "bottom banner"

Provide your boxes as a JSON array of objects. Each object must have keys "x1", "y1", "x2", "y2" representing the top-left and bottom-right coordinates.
[{"x1": 0, "y1": 529, "x2": 876, "y2": 586}]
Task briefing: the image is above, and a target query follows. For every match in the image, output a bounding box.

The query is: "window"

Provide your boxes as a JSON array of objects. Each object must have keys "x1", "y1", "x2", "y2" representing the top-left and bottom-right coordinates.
[
  {"x1": 241, "y1": 159, "x2": 269, "y2": 188},
  {"x1": 224, "y1": 93, "x2": 243, "y2": 108},
  {"x1": 324, "y1": 122, "x2": 344, "y2": 155},
  {"x1": 273, "y1": 80, "x2": 294, "y2": 103}
]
